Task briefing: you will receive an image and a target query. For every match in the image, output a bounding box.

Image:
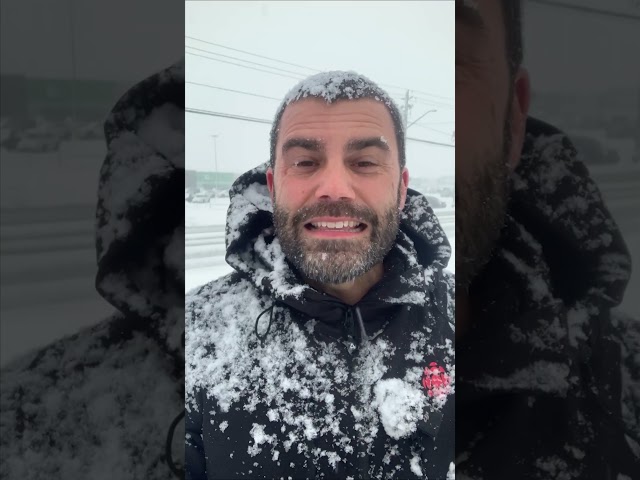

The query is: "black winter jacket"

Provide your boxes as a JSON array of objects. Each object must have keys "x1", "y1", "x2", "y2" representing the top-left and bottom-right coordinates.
[
  {"x1": 457, "y1": 117, "x2": 639, "y2": 479},
  {"x1": 185, "y1": 164, "x2": 456, "y2": 479}
]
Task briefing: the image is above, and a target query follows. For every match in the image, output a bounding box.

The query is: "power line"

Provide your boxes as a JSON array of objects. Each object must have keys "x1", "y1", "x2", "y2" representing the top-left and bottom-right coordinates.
[
  {"x1": 418, "y1": 120, "x2": 455, "y2": 125},
  {"x1": 186, "y1": 81, "x2": 281, "y2": 101},
  {"x1": 186, "y1": 51, "x2": 303, "y2": 80},
  {"x1": 185, "y1": 36, "x2": 453, "y2": 102},
  {"x1": 186, "y1": 107, "x2": 273, "y2": 125},
  {"x1": 412, "y1": 96, "x2": 454, "y2": 110},
  {"x1": 406, "y1": 136, "x2": 454, "y2": 148},
  {"x1": 410, "y1": 123, "x2": 454, "y2": 137},
  {"x1": 528, "y1": 0, "x2": 640, "y2": 21},
  {"x1": 186, "y1": 45, "x2": 309, "y2": 78},
  {"x1": 185, "y1": 107, "x2": 454, "y2": 147},
  {"x1": 187, "y1": 49, "x2": 448, "y2": 110},
  {"x1": 186, "y1": 35, "x2": 320, "y2": 73}
]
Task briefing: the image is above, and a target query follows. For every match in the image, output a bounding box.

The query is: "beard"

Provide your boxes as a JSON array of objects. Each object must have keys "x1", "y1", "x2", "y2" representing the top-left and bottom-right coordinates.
[
  {"x1": 273, "y1": 192, "x2": 401, "y2": 286},
  {"x1": 455, "y1": 115, "x2": 514, "y2": 290}
]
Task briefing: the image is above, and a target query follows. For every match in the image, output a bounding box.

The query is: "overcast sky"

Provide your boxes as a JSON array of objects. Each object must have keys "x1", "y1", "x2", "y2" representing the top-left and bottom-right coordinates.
[
  {"x1": 0, "y1": 0, "x2": 184, "y2": 83},
  {"x1": 185, "y1": 1, "x2": 455, "y2": 179},
  {"x1": 523, "y1": 0, "x2": 640, "y2": 94},
  {"x1": 1, "y1": 0, "x2": 637, "y2": 177}
]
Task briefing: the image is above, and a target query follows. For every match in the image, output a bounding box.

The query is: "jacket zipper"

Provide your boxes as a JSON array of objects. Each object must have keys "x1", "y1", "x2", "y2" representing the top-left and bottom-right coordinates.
[{"x1": 344, "y1": 307, "x2": 370, "y2": 479}]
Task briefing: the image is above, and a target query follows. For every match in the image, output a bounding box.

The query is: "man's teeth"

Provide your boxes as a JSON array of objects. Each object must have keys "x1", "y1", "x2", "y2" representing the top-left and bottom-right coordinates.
[{"x1": 311, "y1": 221, "x2": 361, "y2": 229}]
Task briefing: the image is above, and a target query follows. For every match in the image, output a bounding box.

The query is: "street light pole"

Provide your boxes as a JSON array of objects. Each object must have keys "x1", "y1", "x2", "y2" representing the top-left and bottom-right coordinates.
[{"x1": 211, "y1": 134, "x2": 219, "y2": 190}]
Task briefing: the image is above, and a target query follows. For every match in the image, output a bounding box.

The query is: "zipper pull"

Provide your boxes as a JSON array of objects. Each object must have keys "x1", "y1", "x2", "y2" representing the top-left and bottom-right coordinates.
[{"x1": 344, "y1": 308, "x2": 356, "y2": 353}]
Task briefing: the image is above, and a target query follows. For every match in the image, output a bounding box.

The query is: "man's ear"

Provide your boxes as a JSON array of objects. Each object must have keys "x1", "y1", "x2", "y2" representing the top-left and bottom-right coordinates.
[
  {"x1": 266, "y1": 166, "x2": 275, "y2": 201},
  {"x1": 399, "y1": 167, "x2": 409, "y2": 211},
  {"x1": 507, "y1": 67, "x2": 531, "y2": 171}
]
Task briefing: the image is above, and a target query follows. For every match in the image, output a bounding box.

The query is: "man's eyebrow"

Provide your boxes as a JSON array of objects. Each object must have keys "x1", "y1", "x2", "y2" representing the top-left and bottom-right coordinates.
[
  {"x1": 282, "y1": 138, "x2": 325, "y2": 154},
  {"x1": 456, "y1": 1, "x2": 486, "y2": 31},
  {"x1": 345, "y1": 137, "x2": 390, "y2": 153}
]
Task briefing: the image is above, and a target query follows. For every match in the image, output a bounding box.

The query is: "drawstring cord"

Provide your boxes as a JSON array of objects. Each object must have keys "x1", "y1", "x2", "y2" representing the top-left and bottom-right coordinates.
[
  {"x1": 354, "y1": 306, "x2": 369, "y2": 345},
  {"x1": 255, "y1": 304, "x2": 276, "y2": 344},
  {"x1": 166, "y1": 409, "x2": 185, "y2": 478}
]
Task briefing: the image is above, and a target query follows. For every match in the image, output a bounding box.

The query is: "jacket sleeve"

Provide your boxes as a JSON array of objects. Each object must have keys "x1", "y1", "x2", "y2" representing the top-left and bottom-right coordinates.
[{"x1": 185, "y1": 389, "x2": 207, "y2": 480}]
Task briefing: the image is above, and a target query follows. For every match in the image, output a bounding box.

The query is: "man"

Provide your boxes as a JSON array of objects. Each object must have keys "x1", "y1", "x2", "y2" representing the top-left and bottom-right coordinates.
[
  {"x1": 456, "y1": 0, "x2": 638, "y2": 478},
  {"x1": 0, "y1": 62, "x2": 186, "y2": 479},
  {"x1": 185, "y1": 72, "x2": 455, "y2": 479}
]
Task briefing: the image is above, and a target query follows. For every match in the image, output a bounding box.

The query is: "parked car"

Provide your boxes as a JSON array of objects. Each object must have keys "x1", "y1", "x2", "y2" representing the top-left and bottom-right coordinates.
[
  {"x1": 572, "y1": 136, "x2": 619, "y2": 165},
  {"x1": 424, "y1": 195, "x2": 446, "y2": 208},
  {"x1": 191, "y1": 193, "x2": 210, "y2": 203},
  {"x1": 15, "y1": 127, "x2": 61, "y2": 152}
]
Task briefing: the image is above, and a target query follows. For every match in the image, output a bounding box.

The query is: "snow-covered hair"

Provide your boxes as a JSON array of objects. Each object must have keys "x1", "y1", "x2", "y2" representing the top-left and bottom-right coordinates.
[{"x1": 269, "y1": 71, "x2": 406, "y2": 169}]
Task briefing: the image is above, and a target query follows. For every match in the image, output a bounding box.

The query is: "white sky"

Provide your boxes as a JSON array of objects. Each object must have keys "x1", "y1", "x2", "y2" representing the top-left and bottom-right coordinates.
[
  {"x1": 523, "y1": 0, "x2": 640, "y2": 94},
  {"x1": 0, "y1": 0, "x2": 184, "y2": 83},
  {"x1": 185, "y1": 1, "x2": 455, "y2": 180}
]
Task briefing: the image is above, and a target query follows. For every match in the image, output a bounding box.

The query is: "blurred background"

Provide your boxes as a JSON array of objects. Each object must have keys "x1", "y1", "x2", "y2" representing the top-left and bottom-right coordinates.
[
  {"x1": 0, "y1": 0, "x2": 184, "y2": 365},
  {"x1": 522, "y1": 0, "x2": 640, "y2": 314},
  {"x1": 185, "y1": 1, "x2": 456, "y2": 292}
]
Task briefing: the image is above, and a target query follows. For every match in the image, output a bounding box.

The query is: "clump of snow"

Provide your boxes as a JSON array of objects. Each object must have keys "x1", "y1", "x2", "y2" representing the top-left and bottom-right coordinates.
[
  {"x1": 447, "y1": 461, "x2": 455, "y2": 480},
  {"x1": 373, "y1": 378, "x2": 426, "y2": 440},
  {"x1": 282, "y1": 71, "x2": 393, "y2": 107},
  {"x1": 409, "y1": 454, "x2": 423, "y2": 477},
  {"x1": 137, "y1": 103, "x2": 185, "y2": 169},
  {"x1": 474, "y1": 361, "x2": 570, "y2": 394}
]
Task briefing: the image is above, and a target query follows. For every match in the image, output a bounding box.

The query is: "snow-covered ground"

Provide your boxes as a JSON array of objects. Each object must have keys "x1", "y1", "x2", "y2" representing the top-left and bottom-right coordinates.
[{"x1": 0, "y1": 142, "x2": 115, "y2": 366}]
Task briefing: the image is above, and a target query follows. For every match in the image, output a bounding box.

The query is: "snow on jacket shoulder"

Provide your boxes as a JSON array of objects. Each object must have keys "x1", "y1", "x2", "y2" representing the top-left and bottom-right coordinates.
[{"x1": 185, "y1": 164, "x2": 455, "y2": 479}]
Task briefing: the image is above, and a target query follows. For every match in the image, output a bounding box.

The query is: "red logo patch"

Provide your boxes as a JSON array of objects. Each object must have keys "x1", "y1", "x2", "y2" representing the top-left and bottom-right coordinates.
[{"x1": 422, "y1": 362, "x2": 450, "y2": 397}]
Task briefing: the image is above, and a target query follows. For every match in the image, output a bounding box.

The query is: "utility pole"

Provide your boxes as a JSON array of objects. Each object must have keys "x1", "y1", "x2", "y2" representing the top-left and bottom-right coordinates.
[
  {"x1": 403, "y1": 90, "x2": 410, "y2": 133},
  {"x1": 211, "y1": 134, "x2": 219, "y2": 191}
]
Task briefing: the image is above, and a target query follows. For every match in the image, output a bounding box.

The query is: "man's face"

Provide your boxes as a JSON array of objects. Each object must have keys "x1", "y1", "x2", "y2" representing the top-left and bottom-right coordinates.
[
  {"x1": 455, "y1": 0, "x2": 530, "y2": 288},
  {"x1": 267, "y1": 98, "x2": 409, "y2": 286}
]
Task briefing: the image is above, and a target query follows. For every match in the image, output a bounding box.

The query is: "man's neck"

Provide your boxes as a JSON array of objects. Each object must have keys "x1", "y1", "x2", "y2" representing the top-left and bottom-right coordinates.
[{"x1": 307, "y1": 263, "x2": 384, "y2": 306}]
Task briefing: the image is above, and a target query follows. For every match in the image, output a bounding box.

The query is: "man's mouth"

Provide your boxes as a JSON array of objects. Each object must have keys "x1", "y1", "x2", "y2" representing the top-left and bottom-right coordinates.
[{"x1": 303, "y1": 218, "x2": 368, "y2": 236}]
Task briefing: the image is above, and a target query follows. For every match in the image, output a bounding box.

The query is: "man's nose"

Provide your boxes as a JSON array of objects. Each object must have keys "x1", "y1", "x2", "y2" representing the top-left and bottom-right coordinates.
[{"x1": 315, "y1": 160, "x2": 355, "y2": 201}]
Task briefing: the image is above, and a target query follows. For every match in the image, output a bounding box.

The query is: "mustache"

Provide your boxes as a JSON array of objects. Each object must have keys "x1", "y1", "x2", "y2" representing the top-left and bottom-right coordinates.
[{"x1": 288, "y1": 201, "x2": 378, "y2": 227}]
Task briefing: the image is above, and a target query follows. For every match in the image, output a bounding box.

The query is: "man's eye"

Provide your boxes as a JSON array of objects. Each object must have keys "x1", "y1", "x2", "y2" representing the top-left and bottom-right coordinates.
[
  {"x1": 293, "y1": 159, "x2": 317, "y2": 168},
  {"x1": 354, "y1": 160, "x2": 377, "y2": 168}
]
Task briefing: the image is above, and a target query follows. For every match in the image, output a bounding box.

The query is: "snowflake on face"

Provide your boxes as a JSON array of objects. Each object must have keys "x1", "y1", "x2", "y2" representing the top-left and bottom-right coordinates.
[{"x1": 422, "y1": 362, "x2": 451, "y2": 397}]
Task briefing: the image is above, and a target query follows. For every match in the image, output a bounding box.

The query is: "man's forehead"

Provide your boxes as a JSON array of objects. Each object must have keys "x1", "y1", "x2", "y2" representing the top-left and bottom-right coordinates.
[{"x1": 278, "y1": 98, "x2": 395, "y2": 136}]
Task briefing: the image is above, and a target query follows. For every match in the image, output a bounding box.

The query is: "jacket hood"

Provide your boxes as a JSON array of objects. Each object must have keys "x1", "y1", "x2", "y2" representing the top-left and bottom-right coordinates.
[
  {"x1": 457, "y1": 117, "x2": 634, "y2": 477},
  {"x1": 511, "y1": 117, "x2": 631, "y2": 313},
  {"x1": 463, "y1": 117, "x2": 632, "y2": 388},
  {"x1": 224, "y1": 163, "x2": 451, "y2": 316},
  {"x1": 94, "y1": 60, "x2": 185, "y2": 355}
]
